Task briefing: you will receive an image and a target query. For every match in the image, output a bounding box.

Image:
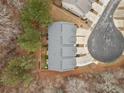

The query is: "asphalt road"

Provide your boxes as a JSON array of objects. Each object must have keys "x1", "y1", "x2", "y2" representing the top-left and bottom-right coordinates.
[{"x1": 88, "y1": 0, "x2": 124, "y2": 62}]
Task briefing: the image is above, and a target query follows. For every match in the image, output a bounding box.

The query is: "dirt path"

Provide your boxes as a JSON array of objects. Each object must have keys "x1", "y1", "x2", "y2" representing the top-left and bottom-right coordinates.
[
  {"x1": 37, "y1": 56, "x2": 124, "y2": 79},
  {"x1": 51, "y1": 4, "x2": 90, "y2": 29}
]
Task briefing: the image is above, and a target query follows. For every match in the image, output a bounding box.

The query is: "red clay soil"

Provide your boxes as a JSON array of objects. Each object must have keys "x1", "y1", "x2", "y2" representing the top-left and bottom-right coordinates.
[
  {"x1": 51, "y1": 4, "x2": 90, "y2": 29},
  {"x1": 36, "y1": 3, "x2": 124, "y2": 80},
  {"x1": 37, "y1": 56, "x2": 124, "y2": 79}
]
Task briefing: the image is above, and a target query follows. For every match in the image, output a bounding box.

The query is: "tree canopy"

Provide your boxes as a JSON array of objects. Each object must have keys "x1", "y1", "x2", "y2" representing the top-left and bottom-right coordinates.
[
  {"x1": 1, "y1": 56, "x2": 35, "y2": 86},
  {"x1": 21, "y1": 0, "x2": 52, "y2": 28},
  {"x1": 18, "y1": 0, "x2": 52, "y2": 52}
]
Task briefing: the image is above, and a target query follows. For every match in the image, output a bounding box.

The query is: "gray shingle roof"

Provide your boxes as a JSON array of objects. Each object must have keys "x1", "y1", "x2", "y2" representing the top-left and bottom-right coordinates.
[
  {"x1": 48, "y1": 22, "x2": 77, "y2": 71},
  {"x1": 62, "y1": 0, "x2": 95, "y2": 15},
  {"x1": 62, "y1": 0, "x2": 76, "y2": 4}
]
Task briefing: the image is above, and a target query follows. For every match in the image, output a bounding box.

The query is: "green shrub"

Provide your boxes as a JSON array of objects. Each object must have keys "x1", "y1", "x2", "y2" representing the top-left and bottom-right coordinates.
[
  {"x1": 18, "y1": 0, "x2": 52, "y2": 52},
  {"x1": 1, "y1": 56, "x2": 35, "y2": 87},
  {"x1": 21, "y1": 0, "x2": 52, "y2": 28},
  {"x1": 18, "y1": 28, "x2": 41, "y2": 52},
  {"x1": 45, "y1": 55, "x2": 48, "y2": 60}
]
